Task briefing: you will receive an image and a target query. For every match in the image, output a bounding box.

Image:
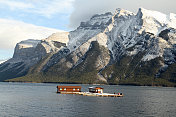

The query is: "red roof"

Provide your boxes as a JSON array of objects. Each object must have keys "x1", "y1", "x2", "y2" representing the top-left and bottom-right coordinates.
[{"x1": 57, "y1": 86, "x2": 81, "y2": 88}]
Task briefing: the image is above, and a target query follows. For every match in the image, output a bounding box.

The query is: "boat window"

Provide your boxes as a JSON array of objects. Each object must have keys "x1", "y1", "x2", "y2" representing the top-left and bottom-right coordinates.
[
  {"x1": 77, "y1": 88, "x2": 79, "y2": 90},
  {"x1": 64, "y1": 88, "x2": 66, "y2": 90},
  {"x1": 73, "y1": 88, "x2": 75, "y2": 91},
  {"x1": 60, "y1": 88, "x2": 62, "y2": 90}
]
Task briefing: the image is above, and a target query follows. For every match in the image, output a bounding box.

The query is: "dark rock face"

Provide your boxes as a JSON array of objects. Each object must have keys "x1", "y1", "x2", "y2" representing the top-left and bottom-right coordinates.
[
  {"x1": 159, "y1": 29, "x2": 170, "y2": 41},
  {"x1": 0, "y1": 62, "x2": 27, "y2": 81},
  {"x1": 42, "y1": 47, "x2": 70, "y2": 72},
  {"x1": 13, "y1": 39, "x2": 41, "y2": 59}
]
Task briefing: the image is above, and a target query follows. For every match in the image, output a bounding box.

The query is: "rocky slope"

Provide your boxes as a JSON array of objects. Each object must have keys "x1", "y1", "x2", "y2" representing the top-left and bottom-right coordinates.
[
  {"x1": 1, "y1": 8, "x2": 176, "y2": 86},
  {"x1": 0, "y1": 32, "x2": 69, "y2": 81}
]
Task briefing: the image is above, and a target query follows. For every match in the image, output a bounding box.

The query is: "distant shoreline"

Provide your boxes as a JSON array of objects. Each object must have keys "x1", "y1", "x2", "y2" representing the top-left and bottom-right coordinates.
[{"x1": 2, "y1": 81, "x2": 176, "y2": 87}]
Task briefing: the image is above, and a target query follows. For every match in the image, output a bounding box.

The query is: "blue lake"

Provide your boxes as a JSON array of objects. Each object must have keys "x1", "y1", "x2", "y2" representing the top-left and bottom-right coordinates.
[{"x1": 0, "y1": 82, "x2": 175, "y2": 117}]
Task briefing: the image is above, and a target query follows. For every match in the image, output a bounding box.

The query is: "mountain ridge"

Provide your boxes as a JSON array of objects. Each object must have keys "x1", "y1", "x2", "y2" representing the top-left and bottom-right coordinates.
[{"x1": 1, "y1": 8, "x2": 176, "y2": 86}]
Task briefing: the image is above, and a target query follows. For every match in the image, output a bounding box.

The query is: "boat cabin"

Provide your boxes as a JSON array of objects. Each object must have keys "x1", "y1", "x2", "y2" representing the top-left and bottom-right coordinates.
[
  {"x1": 57, "y1": 86, "x2": 81, "y2": 93},
  {"x1": 88, "y1": 87, "x2": 103, "y2": 93}
]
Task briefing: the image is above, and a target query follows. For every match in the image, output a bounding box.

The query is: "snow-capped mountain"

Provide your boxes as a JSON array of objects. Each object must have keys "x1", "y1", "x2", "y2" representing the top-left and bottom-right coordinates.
[{"x1": 0, "y1": 8, "x2": 176, "y2": 86}]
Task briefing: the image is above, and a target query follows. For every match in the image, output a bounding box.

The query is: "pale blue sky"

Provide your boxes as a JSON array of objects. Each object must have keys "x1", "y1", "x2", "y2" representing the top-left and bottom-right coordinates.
[
  {"x1": 0, "y1": 0, "x2": 175, "y2": 60},
  {"x1": 0, "y1": 0, "x2": 74, "y2": 60},
  {"x1": 0, "y1": 0, "x2": 74, "y2": 31}
]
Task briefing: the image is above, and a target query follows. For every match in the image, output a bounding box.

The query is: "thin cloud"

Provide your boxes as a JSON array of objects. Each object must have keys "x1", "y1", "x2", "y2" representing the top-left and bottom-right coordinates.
[
  {"x1": 0, "y1": 0, "x2": 34, "y2": 10},
  {"x1": 0, "y1": 18, "x2": 62, "y2": 50},
  {"x1": 0, "y1": 0, "x2": 74, "y2": 18},
  {"x1": 32, "y1": 0, "x2": 75, "y2": 18}
]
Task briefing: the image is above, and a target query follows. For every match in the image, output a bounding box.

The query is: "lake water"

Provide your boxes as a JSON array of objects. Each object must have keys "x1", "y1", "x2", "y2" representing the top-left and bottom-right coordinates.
[{"x1": 0, "y1": 82, "x2": 175, "y2": 117}]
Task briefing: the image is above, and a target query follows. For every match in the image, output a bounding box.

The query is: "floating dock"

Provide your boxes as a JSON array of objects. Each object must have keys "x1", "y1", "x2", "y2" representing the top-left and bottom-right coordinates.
[
  {"x1": 59, "y1": 91, "x2": 123, "y2": 97},
  {"x1": 57, "y1": 86, "x2": 123, "y2": 97},
  {"x1": 79, "y1": 92, "x2": 123, "y2": 97}
]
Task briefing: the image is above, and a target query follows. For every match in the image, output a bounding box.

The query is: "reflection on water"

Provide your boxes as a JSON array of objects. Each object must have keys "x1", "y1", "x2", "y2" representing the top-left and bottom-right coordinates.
[{"x1": 0, "y1": 82, "x2": 175, "y2": 117}]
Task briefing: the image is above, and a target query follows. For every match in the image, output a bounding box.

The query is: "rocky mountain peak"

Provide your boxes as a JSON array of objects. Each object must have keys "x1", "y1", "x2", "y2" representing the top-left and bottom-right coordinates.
[
  {"x1": 136, "y1": 8, "x2": 176, "y2": 35},
  {"x1": 78, "y1": 12, "x2": 112, "y2": 30},
  {"x1": 68, "y1": 12, "x2": 113, "y2": 52},
  {"x1": 114, "y1": 8, "x2": 134, "y2": 18}
]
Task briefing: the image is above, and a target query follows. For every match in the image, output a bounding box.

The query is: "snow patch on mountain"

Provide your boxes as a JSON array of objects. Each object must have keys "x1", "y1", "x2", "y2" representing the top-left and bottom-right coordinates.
[
  {"x1": 0, "y1": 60, "x2": 6, "y2": 64},
  {"x1": 139, "y1": 8, "x2": 168, "y2": 24},
  {"x1": 45, "y1": 32, "x2": 69, "y2": 45},
  {"x1": 67, "y1": 12, "x2": 113, "y2": 52},
  {"x1": 137, "y1": 8, "x2": 176, "y2": 35},
  {"x1": 17, "y1": 39, "x2": 41, "y2": 49}
]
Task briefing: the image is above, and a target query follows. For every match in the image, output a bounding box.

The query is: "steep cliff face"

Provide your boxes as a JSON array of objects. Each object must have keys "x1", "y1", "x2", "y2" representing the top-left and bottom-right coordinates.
[
  {"x1": 0, "y1": 32, "x2": 69, "y2": 81},
  {"x1": 1, "y1": 8, "x2": 176, "y2": 86}
]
